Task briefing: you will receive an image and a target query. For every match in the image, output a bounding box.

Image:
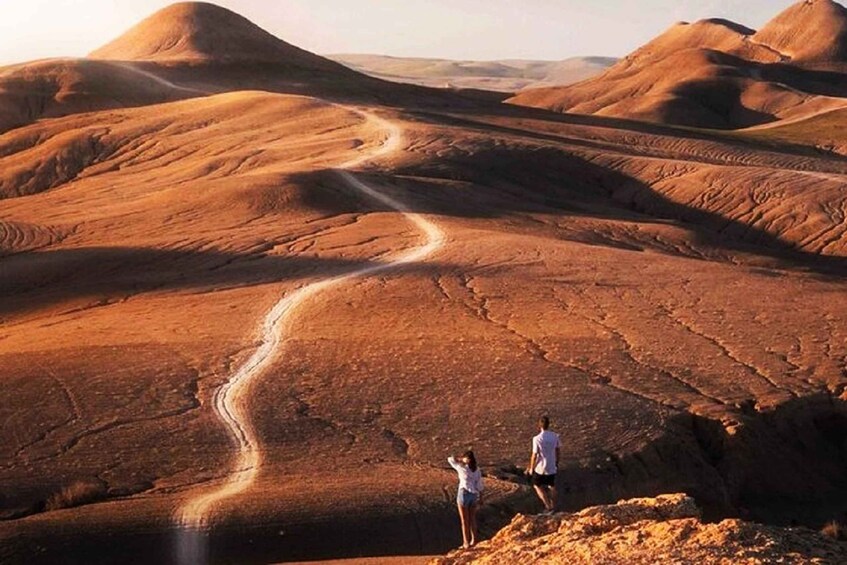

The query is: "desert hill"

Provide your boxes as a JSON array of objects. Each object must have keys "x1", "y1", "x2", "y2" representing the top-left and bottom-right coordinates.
[
  {"x1": 330, "y1": 54, "x2": 616, "y2": 92},
  {"x1": 753, "y1": 0, "x2": 847, "y2": 64},
  {"x1": 89, "y1": 1, "x2": 344, "y2": 71},
  {"x1": 0, "y1": 3, "x2": 457, "y2": 135},
  {"x1": 509, "y1": 0, "x2": 847, "y2": 128},
  {"x1": 434, "y1": 494, "x2": 847, "y2": 564},
  {"x1": 622, "y1": 19, "x2": 781, "y2": 66},
  {"x1": 509, "y1": 48, "x2": 810, "y2": 129}
]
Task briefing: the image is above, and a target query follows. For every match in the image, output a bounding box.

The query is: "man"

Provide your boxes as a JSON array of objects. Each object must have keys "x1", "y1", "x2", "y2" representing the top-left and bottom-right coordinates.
[{"x1": 526, "y1": 415, "x2": 560, "y2": 514}]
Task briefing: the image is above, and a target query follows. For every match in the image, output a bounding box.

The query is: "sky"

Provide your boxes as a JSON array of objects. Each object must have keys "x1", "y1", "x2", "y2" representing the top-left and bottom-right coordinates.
[{"x1": 0, "y1": 0, "x2": 801, "y2": 65}]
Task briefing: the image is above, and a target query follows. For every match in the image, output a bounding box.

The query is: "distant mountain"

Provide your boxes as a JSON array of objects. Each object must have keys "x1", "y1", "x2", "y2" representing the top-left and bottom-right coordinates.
[
  {"x1": 509, "y1": 0, "x2": 847, "y2": 129},
  {"x1": 330, "y1": 54, "x2": 617, "y2": 92}
]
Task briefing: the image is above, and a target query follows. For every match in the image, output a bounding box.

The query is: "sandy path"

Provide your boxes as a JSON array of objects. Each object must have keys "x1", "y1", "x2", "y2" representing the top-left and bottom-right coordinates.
[
  {"x1": 174, "y1": 108, "x2": 444, "y2": 561},
  {"x1": 109, "y1": 61, "x2": 207, "y2": 94}
]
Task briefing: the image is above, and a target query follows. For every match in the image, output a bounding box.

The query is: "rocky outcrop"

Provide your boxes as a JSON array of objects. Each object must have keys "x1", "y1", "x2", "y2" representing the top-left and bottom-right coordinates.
[{"x1": 433, "y1": 494, "x2": 847, "y2": 564}]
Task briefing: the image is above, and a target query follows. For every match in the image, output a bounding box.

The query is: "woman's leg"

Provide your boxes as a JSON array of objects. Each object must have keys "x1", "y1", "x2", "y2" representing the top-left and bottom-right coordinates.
[
  {"x1": 468, "y1": 502, "x2": 479, "y2": 545},
  {"x1": 457, "y1": 502, "x2": 470, "y2": 548}
]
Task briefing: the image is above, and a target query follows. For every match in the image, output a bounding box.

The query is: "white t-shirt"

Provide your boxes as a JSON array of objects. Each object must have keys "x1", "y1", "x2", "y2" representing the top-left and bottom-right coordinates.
[
  {"x1": 532, "y1": 429, "x2": 560, "y2": 475},
  {"x1": 448, "y1": 457, "x2": 484, "y2": 494}
]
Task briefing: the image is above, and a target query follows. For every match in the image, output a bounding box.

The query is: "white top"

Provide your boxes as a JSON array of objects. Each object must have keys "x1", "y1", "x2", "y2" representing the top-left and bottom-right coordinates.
[
  {"x1": 448, "y1": 456, "x2": 484, "y2": 494},
  {"x1": 532, "y1": 429, "x2": 560, "y2": 475}
]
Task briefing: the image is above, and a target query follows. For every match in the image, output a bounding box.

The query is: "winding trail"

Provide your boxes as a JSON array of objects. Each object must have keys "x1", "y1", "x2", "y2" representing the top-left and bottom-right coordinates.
[
  {"x1": 174, "y1": 107, "x2": 444, "y2": 559},
  {"x1": 110, "y1": 61, "x2": 208, "y2": 95}
]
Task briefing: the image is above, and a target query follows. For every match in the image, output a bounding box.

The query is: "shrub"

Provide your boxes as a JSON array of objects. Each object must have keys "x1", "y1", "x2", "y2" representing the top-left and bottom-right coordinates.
[
  {"x1": 821, "y1": 521, "x2": 846, "y2": 541},
  {"x1": 45, "y1": 479, "x2": 108, "y2": 511}
]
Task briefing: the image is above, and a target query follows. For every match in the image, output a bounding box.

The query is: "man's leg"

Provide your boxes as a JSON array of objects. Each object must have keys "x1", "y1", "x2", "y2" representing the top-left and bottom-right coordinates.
[
  {"x1": 534, "y1": 485, "x2": 552, "y2": 510},
  {"x1": 549, "y1": 485, "x2": 558, "y2": 511}
]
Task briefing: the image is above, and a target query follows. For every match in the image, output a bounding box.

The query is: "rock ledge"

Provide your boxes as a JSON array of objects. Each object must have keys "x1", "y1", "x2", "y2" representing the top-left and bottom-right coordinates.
[{"x1": 433, "y1": 494, "x2": 847, "y2": 564}]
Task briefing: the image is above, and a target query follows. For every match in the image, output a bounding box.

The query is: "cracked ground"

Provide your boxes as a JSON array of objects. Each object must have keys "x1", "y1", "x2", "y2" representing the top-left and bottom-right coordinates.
[{"x1": 1, "y1": 83, "x2": 846, "y2": 563}]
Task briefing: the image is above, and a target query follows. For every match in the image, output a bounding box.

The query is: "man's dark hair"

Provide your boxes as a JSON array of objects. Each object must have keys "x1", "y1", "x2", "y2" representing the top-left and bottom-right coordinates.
[{"x1": 539, "y1": 416, "x2": 550, "y2": 430}]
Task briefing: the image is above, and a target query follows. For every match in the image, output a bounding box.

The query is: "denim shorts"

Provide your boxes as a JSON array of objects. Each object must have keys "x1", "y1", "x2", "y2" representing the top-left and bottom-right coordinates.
[{"x1": 457, "y1": 488, "x2": 478, "y2": 507}]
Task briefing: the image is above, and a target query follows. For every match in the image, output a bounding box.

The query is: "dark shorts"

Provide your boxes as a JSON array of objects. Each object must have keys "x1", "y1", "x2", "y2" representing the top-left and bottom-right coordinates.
[{"x1": 532, "y1": 472, "x2": 556, "y2": 487}]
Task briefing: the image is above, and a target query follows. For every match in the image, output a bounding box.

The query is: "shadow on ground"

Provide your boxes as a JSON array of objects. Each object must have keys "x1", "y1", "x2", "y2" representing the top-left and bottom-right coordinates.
[
  {"x1": 2, "y1": 394, "x2": 845, "y2": 564},
  {"x1": 294, "y1": 145, "x2": 847, "y2": 278},
  {"x1": 0, "y1": 245, "x2": 450, "y2": 318},
  {"x1": 555, "y1": 392, "x2": 847, "y2": 527},
  {"x1": 0, "y1": 501, "x2": 498, "y2": 565}
]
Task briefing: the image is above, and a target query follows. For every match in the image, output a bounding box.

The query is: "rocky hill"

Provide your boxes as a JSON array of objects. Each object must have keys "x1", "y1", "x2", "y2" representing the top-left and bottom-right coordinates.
[{"x1": 433, "y1": 494, "x2": 847, "y2": 564}]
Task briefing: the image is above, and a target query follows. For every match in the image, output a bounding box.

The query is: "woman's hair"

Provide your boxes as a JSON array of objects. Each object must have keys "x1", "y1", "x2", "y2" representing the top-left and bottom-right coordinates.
[{"x1": 464, "y1": 450, "x2": 478, "y2": 472}]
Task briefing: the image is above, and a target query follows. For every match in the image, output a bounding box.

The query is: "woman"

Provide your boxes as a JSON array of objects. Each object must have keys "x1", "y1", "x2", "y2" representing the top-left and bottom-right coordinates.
[{"x1": 447, "y1": 450, "x2": 483, "y2": 548}]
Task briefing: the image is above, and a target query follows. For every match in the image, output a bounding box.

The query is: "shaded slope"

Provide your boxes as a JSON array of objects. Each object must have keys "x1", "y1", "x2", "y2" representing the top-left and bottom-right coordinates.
[{"x1": 0, "y1": 58, "x2": 193, "y2": 133}]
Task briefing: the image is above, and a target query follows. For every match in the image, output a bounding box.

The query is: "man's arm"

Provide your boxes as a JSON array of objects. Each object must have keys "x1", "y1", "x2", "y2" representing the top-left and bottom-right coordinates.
[
  {"x1": 527, "y1": 447, "x2": 537, "y2": 475},
  {"x1": 555, "y1": 435, "x2": 561, "y2": 470}
]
